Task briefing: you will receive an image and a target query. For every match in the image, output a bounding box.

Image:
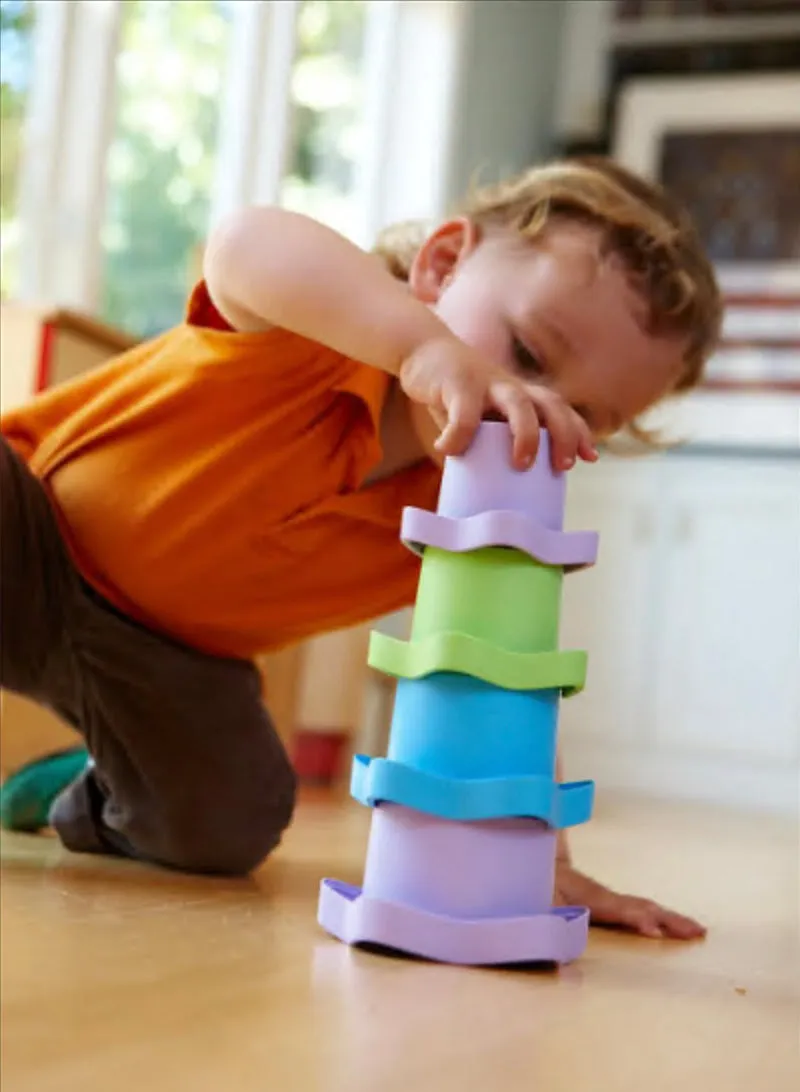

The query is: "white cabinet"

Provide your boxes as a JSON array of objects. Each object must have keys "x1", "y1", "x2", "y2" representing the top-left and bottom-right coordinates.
[
  {"x1": 651, "y1": 461, "x2": 800, "y2": 763},
  {"x1": 560, "y1": 452, "x2": 800, "y2": 814},
  {"x1": 559, "y1": 460, "x2": 660, "y2": 746}
]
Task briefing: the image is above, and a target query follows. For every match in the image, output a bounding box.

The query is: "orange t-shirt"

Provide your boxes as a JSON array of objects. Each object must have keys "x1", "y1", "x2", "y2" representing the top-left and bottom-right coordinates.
[{"x1": 1, "y1": 284, "x2": 441, "y2": 658}]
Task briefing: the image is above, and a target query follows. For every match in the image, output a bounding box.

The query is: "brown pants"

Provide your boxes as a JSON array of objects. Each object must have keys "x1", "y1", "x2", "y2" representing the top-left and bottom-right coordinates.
[{"x1": 0, "y1": 437, "x2": 296, "y2": 875}]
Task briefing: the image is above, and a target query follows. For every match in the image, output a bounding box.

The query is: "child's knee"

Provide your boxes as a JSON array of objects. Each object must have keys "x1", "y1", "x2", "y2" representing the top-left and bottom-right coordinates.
[
  {"x1": 159, "y1": 760, "x2": 297, "y2": 876},
  {"x1": 52, "y1": 726, "x2": 298, "y2": 876}
]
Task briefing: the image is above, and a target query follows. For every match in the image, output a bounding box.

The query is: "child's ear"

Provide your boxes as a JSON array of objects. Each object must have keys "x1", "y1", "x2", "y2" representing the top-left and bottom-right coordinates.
[{"x1": 409, "y1": 218, "x2": 479, "y2": 303}]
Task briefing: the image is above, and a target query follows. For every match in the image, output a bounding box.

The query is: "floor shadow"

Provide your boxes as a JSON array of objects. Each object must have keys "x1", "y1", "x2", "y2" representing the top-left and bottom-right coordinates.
[{"x1": 354, "y1": 940, "x2": 560, "y2": 973}]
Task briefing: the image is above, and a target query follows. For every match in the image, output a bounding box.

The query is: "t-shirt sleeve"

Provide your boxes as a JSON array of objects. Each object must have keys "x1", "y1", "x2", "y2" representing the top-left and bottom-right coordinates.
[
  {"x1": 184, "y1": 279, "x2": 393, "y2": 489},
  {"x1": 0, "y1": 352, "x2": 136, "y2": 464},
  {"x1": 185, "y1": 280, "x2": 236, "y2": 332},
  {"x1": 332, "y1": 356, "x2": 393, "y2": 490}
]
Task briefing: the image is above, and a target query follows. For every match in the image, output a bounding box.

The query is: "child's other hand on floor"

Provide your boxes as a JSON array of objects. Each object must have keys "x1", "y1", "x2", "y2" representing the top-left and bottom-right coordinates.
[{"x1": 555, "y1": 861, "x2": 706, "y2": 940}]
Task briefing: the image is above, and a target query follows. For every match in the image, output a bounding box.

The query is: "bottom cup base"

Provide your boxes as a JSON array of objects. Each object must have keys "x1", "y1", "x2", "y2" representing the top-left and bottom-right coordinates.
[{"x1": 318, "y1": 878, "x2": 589, "y2": 966}]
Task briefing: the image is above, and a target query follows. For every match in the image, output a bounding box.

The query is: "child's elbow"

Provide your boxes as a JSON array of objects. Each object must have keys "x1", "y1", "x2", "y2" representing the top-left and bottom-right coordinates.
[
  {"x1": 203, "y1": 206, "x2": 283, "y2": 331},
  {"x1": 204, "y1": 207, "x2": 266, "y2": 292}
]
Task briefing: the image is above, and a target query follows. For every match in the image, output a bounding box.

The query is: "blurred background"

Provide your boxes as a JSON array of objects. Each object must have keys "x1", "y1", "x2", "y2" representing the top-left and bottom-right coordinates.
[{"x1": 1, "y1": 0, "x2": 798, "y2": 815}]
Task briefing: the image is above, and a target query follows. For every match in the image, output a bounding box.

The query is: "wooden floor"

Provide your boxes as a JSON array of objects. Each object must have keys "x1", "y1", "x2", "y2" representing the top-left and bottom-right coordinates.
[{"x1": 1, "y1": 791, "x2": 798, "y2": 1092}]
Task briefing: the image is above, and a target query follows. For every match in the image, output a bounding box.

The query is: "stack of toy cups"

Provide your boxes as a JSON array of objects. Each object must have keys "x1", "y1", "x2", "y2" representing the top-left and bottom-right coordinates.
[{"x1": 318, "y1": 421, "x2": 599, "y2": 965}]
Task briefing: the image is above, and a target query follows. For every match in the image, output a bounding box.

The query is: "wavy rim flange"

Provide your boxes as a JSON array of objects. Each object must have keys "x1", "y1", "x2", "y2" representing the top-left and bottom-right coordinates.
[
  {"x1": 318, "y1": 879, "x2": 589, "y2": 966},
  {"x1": 401, "y1": 507, "x2": 598, "y2": 571},
  {"x1": 368, "y1": 632, "x2": 587, "y2": 696},
  {"x1": 350, "y1": 755, "x2": 594, "y2": 828}
]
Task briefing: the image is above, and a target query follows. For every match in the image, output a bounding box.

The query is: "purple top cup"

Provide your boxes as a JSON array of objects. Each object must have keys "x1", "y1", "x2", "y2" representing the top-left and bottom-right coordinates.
[{"x1": 436, "y1": 422, "x2": 566, "y2": 531}]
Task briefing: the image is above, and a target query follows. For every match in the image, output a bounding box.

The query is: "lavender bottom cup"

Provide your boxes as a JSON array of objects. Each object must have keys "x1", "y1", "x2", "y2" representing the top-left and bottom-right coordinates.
[
  {"x1": 317, "y1": 880, "x2": 589, "y2": 966},
  {"x1": 362, "y1": 804, "x2": 555, "y2": 917},
  {"x1": 317, "y1": 804, "x2": 589, "y2": 966}
]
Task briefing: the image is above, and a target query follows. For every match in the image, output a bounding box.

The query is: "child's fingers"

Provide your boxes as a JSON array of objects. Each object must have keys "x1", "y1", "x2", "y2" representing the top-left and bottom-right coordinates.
[
  {"x1": 588, "y1": 894, "x2": 665, "y2": 937},
  {"x1": 526, "y1": 387, "x2": 582, "y2": 471},
  {"x1": 617, "y1": 901, "x2": 666, "y2": 938},
  {"x1": 655, "y1": 908, "x2": 707, "y2": 940},
  {"x1": 575, "y1": 415, "x2": 599, "y2": 462},
  {"x1": 488, "y1": 380, "x2": 540, "y2": 469},
  {"x1": 427, "y1": 404, "x2": 448, "y2": 433},
  {"x1": 621, "y1": 900, "x2": 706, "y2": 941},
  {"x1": 434, "y1": 388, "x2": 483, "y2": 456}
]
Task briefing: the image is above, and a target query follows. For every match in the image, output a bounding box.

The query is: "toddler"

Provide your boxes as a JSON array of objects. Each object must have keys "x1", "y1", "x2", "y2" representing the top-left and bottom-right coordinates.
[{"x1": 0, "y1": 157, "x2": 721, "y2": 939}]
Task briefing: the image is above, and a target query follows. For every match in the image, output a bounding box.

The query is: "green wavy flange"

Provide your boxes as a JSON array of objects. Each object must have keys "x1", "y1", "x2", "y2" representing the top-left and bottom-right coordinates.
[{"x1": 368, "y1": 631, "x2": 587, "y2": 696}]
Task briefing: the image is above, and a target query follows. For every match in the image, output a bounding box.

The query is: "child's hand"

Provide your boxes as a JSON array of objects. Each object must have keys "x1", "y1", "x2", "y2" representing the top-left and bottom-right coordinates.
[
  {"x1": 399, "y1": 336, "x2": 597, "y2": 471},
  {"x1": 555, "y1": 862, "x2": 707, "y2": 941}
]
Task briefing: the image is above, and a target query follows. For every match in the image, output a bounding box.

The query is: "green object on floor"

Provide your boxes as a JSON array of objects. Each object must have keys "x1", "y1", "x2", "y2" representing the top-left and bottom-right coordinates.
[{"x1": 0, "y1": 748, "x2": 89, "y2": 832}]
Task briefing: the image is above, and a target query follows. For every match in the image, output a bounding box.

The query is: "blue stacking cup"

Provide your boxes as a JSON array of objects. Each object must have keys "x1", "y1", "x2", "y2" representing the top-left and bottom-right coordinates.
[{"x1": 387, "y1": 672, "x2": 559, "y2": 780}]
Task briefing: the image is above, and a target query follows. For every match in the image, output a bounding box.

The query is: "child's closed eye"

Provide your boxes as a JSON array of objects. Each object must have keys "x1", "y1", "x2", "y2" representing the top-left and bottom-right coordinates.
[{"x1": 510, "y1": 333, "x2": 544, "y2": 376}]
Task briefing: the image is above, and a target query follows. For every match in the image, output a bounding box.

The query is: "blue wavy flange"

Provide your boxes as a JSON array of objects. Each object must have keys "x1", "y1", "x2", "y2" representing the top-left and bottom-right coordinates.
[
  {"x1": 351, "y1": 754, "x2": 594, "y2": 828},
  {"x1": 401, "y1": 506, "x2": 599, "y2": 571}
]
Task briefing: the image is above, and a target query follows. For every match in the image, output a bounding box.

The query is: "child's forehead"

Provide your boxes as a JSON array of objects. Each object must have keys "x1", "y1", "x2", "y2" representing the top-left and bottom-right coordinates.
[
  {"x1": 514, "y1": 234, "x2": 645, "y2": 322},
  {"x1": 502, "y1": 223, "x2": 608, "y2": 290}
]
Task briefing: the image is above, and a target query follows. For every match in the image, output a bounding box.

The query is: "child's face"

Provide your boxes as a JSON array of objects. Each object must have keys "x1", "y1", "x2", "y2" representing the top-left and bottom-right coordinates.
[{"x1": 410, "y1": 218, "x2": 688, "y2": 439}]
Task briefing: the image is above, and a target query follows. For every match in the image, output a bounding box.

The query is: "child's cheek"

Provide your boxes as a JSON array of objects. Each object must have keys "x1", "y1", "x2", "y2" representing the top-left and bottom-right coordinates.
[{"x1": 433, "y1": 282, "x2": 509, "y2": 368}]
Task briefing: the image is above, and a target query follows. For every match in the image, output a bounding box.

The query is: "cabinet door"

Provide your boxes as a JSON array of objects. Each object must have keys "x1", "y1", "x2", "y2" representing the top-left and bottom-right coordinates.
[
  {"x1": 558, "y1": 459, "x2": 663, "y2": 745},
  {"x1": 652, "y1": 460, "x2": 800, "y2": 762}
]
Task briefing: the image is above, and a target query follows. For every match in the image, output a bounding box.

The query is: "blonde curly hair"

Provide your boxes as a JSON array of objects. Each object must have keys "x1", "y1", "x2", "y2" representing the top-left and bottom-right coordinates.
[{"x1": 372, "y1": 157, "x2": 723, "y2": 433}]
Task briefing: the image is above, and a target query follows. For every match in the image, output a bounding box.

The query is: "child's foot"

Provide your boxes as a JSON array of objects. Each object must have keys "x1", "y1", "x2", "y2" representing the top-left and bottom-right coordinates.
[
  {"x1": 555, "y1": 862, "x2": 707, "y2": 940},
  {"x1": 0, "y1": 748, "x2": 90, "y2": 832}
]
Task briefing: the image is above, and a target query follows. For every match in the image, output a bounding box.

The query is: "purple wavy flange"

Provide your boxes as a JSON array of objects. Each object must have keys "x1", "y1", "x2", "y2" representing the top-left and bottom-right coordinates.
[
  {"x1": 401, "y1": 507, "x2": 598, "y2": 571},
  {"x1": 318, "y1": 879, "x2": 589, "y2": 966}
]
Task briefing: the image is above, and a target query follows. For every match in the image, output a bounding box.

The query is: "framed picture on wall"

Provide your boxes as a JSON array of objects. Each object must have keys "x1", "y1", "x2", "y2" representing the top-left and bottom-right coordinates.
[
  {"x1": 612, "y1": 73, "x2": 800, "y2": 391},
  {"x1": 615, "y1": 1, "x2": 800, "y2": 17}
]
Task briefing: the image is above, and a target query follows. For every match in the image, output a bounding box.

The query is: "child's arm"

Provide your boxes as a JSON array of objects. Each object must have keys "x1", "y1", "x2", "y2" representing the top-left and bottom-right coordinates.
[
  {"x1": 203, "y1": 207, "x2": 594, "y2": 471},
  {"x1": 204, "y1": 207, "x2": 452, "y2": 373}
]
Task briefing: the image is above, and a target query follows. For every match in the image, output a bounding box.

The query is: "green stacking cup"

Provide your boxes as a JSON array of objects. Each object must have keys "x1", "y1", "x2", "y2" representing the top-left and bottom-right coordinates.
[{"x1": 411, "y1": 547, "x2": 562, "y2": 655}]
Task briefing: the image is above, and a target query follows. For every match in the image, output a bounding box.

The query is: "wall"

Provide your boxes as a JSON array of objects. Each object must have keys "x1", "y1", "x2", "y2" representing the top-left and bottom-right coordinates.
[
  {"x1": 443, "y1": 0, "x2": 566, "y2": 204},
  {"x1": 553, "y1": 0, "x2": 614, "y2": 145}
]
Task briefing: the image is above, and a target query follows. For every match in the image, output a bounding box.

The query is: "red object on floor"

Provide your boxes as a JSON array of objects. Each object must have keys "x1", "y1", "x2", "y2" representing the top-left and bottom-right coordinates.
[{"x1": 291, "y1": 730, "x2": 349, "y2": 785}]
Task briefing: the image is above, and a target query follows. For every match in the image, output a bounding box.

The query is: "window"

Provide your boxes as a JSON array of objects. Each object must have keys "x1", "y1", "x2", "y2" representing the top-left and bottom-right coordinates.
[
  {"x1": 8, "y1": 0, "x2": 464, "y2": 323},
  {"x1": 0, "y1": 0, "x2": 35, "y2": 297},
  {"x1": 280, "y1": 0, "x2": 368, "y2": 240},
  {"x1": 100, "y1": 0, "x2": 233, "y2": 338}
]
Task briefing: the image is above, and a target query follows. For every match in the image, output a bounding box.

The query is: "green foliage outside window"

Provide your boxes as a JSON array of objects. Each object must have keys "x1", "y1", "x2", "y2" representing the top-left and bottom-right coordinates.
[
  {"x1": 102, "y1": 0, "x2": 367, "y2": 339},
  {"x1": 100, "y1": 0, "x2": 234, "y2": 338},
  {"x1": 0, "y1": 0, "x2": 367, "y2": 337},
  {"x1": 0, "y1": 0, "x2": 35, "y2": 298}
]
